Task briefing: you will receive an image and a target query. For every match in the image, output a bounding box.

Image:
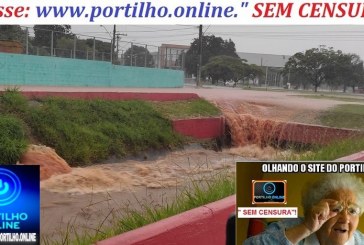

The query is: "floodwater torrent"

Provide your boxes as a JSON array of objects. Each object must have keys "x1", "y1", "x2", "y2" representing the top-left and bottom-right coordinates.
[
  {"x1": 224, "y1": 112, "x2": 281, "y2": 147},
  {"x1": 40, "y1": 100, "x2": 313, "y2": 242}
]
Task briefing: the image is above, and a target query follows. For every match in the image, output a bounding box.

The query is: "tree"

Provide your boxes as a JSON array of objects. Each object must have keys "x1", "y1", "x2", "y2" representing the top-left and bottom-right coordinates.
[
  {"x1": 185, "y1": 35, "x2": 239, "y2": 76},
  {"x1": 0, "y1": 25, "x2": 25, "y2": 41},
  {"x1": 33, "y1": 25, "x2": 72, "y2": 49},
  {"x1": 123, "y1": 45, "x2": 154, "y2": 67},
  {"x1": 328, "y1": 52, "x2": 364, "y2": 93},
  {"x1": 202, "y1": 55, "x2": 263, "y2": 86},
  {"x1": 241, "y1": 64, "x2": 264, "y2": 87},
  {"x1": 202, "y1": 56, "x2": 237, "y2": 84},
  {"x1": 284, "y1": 48, "x2": 334, "y2": 92}
]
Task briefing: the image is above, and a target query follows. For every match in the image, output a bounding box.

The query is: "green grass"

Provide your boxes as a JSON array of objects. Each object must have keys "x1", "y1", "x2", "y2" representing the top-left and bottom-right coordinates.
[
  {"x1": 0, "y1": 91, "x2": 222, "y2": 166},
  {"x1": 0, "y1": 115, "x2": 28, "y2": 164},
  {"x1": 289, "y1": 136, "x2": 364, "y2": 161},
  {"x1": 285, "y1": 103, "x2": 364, "y2": 160},
  {"x1": 26, "y1": 98, "x2": 184, "y2": 165},
  {"x1": 291, "y1": 94, "x2": 364, "y2": 103},
  {"x1": 318, "y1": 104, "x2": 364, "y2": 130},
  {"x1": 151, "y1": 99, "x2": 221, "y2": 119},
  {"x1": 243, "y1": 86, "x2": 364, "y2": 98},
  {"x1": 41, "y1": 170, "x2": 235, "y2": 245}
]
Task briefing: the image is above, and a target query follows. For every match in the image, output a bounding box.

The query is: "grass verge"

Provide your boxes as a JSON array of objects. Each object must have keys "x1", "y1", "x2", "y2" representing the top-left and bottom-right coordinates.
[
  {"x1": 41, "y1": 170, "x2": 235, "y2": 245},
  {"x1": 0, "y1": 91, "x2": 224, "y2": 166},
  {"x1": 0, "y1": 115, "x2": 28, "y2": 164},
  {"x1": 288, "y1": 136, "x2": 364, "y2": 161},
  {"x1": 318, "y1": 104, "x2": 364, "y2": 130},
  {"x1": 27, "y1": 98, "x2": 183, "y2": 165},
  {"x1": 151, "y1": 99, "x2": 221, "y2": 119},
  {"x1": 291, "y1": 94, "x2": 364, "y2": 103}
]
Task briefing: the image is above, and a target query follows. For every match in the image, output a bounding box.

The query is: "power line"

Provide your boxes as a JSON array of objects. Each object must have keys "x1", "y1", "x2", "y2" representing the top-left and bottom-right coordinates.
[{"x1": 81, "y1": 27, "x2": 195, "y2": 34}]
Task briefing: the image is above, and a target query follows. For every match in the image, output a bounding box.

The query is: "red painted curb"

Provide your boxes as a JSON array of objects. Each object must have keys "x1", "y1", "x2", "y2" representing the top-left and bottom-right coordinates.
[
  {"x1": 273, "y1": 122, "x2": 362, "y2": 145},
  {"x1": 96, "y1": 195, "x2": 236, "y2": 245},
  {"x1": 336, "y1": 151, "x2": 364, "y2": 161},
  {"x1": 19, "y1": 91, "x2": 200, "y2": 101},
  {"x1": 172, "y1": 117, "x2": 225, "y2": 139}
]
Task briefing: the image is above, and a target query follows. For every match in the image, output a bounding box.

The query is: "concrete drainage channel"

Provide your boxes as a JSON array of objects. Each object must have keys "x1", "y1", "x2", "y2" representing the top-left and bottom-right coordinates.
[{"x1": 18, "y1": 91, "x2": 363, "y2": 244}]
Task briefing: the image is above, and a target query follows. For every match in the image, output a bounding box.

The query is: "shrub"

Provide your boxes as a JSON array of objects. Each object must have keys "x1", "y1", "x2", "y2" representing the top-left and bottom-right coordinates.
[
  {"x1": 0, "y1": 89, "x2": 28, "y2": 115},
  {"x1": 0, "y1": 116, "x2": 28, "y2": 164}
]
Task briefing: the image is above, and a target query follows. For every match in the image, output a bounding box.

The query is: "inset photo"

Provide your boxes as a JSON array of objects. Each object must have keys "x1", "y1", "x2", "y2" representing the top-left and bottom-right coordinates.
[{"x1": 236, "y1": 162, "x2": 364, "y2": 245}]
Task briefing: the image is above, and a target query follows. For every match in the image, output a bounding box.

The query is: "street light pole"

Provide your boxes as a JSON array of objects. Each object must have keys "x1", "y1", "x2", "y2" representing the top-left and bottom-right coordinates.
[{"x1": 100, "y1": 25, "x2": 113, "y2": 63}]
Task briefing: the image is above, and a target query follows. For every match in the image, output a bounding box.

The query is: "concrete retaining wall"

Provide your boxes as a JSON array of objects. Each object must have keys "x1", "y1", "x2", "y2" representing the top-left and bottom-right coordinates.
[
  {"x1": 273, "y1": 122, "x2": 362, "y2": 145},
  {"x1": 19, "y1": 91, "x2": 199, "y2": 101},
  {"x1": 336, "y1": 151, "x2": 364, "y2": 161},
  {"x1": 96, "y1": 195, "x2": 235, "y2": 245},
  {"x1": 0, "y1": 52, "x2": 184, "y2": 88},
  {"x1": 172, "y1": 117, "x2": 225, "y2": 139}
]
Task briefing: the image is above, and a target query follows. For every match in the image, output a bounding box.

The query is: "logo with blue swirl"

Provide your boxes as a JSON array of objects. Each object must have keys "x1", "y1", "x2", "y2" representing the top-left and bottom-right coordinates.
[
  {"x1": 263, "y1": 182, "x2": 276, "y2": 195},
  {"x1": 0, "y1": 168, "x2": 21, "y2": 206}
]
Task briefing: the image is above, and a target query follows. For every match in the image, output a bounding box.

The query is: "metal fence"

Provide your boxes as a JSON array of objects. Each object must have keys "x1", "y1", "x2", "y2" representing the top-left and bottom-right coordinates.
[{"x1": 6, "y1": 26, "x2": 187, "y2": 70}]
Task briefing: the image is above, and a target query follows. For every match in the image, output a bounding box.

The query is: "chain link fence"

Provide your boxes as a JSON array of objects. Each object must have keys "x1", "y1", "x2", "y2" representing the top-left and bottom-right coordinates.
[{"x1": 3, "y1": 26, "x2": 187, "y2": 70}]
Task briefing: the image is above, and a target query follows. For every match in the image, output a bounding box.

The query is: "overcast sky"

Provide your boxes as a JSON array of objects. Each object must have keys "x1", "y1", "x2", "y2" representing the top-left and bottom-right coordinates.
[{"x1": 69, "y1": 25, "x2": 364, "y2": 58}]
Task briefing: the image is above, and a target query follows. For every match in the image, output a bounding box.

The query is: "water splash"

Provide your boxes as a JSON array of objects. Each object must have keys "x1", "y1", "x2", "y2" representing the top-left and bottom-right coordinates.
[{"x1": 225, "y1": 112, "x2": 281, "y2": 147}]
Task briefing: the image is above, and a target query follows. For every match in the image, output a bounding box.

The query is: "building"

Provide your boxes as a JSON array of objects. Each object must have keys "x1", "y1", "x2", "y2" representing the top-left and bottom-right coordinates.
[
  {"x1": 157, "y1": 44, "x2": 190, "y2": 69},
  {"x1": 237, "y1": 52, "x2": 290, "y2": 68},
  {"x1": 0, "y1": 40, "x2": 23, "y2": 54},
  {"x1": 237, "y1": 52, "x2": 291, "y2": 87}
]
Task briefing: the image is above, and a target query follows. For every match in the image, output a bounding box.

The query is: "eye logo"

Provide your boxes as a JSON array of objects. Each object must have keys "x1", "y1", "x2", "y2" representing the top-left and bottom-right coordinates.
[{"x1": 0, "y1": 168, "x2": 21, "y2": 206}]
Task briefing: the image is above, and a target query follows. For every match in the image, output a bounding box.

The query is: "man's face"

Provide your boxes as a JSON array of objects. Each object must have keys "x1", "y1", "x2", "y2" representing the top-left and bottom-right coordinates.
[{"x1": 316, "y1": 189, "x2": 360, "y2": 245}]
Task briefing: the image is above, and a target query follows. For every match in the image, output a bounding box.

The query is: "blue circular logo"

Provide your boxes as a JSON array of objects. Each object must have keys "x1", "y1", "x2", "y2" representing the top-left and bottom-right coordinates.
[
  {"x1": 0, "y1": 168, "x2": 21, "y2": 206},
  {"x1": 263, "y1": 182, "x2": 276, "y2": 195}
]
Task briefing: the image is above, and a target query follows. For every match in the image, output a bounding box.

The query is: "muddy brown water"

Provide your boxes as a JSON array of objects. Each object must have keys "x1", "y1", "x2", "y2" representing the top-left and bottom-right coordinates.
[
  {"x1": 29, "y1": 86, "x2": 348, "y2": 242},
  {"x1": 41, "y1": 145, "x2": 286, "y2": 242}
]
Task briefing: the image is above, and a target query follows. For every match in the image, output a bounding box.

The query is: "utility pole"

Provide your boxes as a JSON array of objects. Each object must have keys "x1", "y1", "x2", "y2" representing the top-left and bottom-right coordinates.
[
  {"x1": 116, "y1": 35, "x2": 120, "y2": 65},
  {"x1": 197, "y1": 24, "x2": 203, "y2": 87},
  {"x1": 115, "y1": 33, "x2": 127, "y2": 65},
  {"x1": 265, "y1": 66, "x2": 268, "y2": 91},
  {"x1": 111, "y1": 25, "x2": 116, "y2": 64}
]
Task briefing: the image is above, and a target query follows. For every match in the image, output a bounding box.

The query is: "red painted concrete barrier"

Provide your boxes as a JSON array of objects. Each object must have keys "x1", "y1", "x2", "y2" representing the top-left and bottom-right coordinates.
[
  {"x1": 96, "y1": 195, "x2": 236, "y2": 245},
  {"x1": 273, "y1": 122, "x2": 363, "y2": 145},
  {"x1": 172, "y1": 117, "x2": 225, "y2": 139},
  {"x1": 19, "y1": 91, "x2": 199, "y2": 101},
  {"x1": 225, "y1": 114, "x2": 362, "y2": 147},
  {"x1": 336, "y1": 151, "x2": 364, "y2": 161}
]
